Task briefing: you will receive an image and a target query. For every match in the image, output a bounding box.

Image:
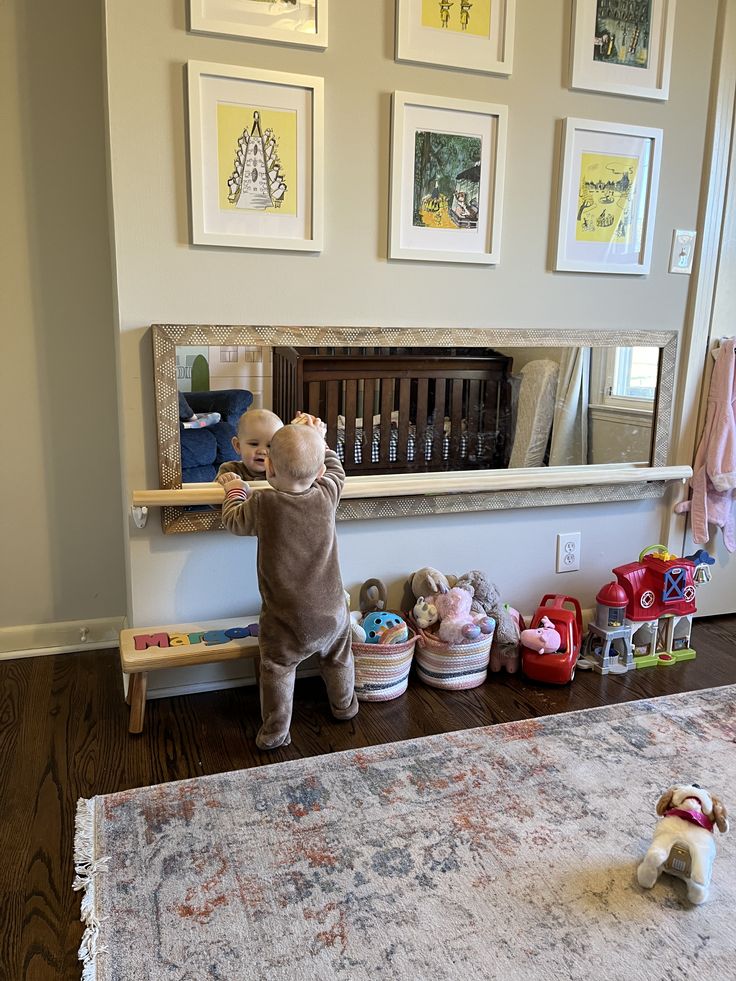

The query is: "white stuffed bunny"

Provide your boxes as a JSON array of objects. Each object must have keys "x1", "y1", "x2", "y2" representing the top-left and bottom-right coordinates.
[{"x1": 412, "y1": 596, "x2": 438, "y2": 629}]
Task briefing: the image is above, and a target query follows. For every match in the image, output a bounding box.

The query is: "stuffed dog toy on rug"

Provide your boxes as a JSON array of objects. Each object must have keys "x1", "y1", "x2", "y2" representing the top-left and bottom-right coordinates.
[{"x1": 637, "y1": 784, "x2": 729, "y2": 904}]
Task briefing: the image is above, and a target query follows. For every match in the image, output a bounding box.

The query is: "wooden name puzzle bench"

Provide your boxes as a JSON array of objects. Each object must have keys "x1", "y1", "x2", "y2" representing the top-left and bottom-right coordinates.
[{"x1": 119, "y1": 617, "x2": 261, "y2": 733}]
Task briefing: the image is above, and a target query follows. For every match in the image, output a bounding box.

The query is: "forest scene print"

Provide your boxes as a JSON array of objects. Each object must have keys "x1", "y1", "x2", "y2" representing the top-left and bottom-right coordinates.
[
  {"x1": 413, "y1": 130, "x2": 482, "y2": 230},
  {"x1": 593, "y1": 0, "x2": 652, "y2": 69}
]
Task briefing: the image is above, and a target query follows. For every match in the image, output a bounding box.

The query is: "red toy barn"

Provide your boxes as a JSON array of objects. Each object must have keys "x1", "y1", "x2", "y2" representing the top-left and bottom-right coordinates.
[{"x1": 612, "y1": 552, "x2": 697, "y2": 622}]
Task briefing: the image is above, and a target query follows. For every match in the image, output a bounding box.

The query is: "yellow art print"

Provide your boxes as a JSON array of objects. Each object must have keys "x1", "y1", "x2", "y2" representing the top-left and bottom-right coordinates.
[
  {"x1": 217, "y1": 103, "x2": 297, "y2": 216},
  {"x1": 421, "y1": 0, "x2": 491, "y2": 38},
  {"x1": 576, "y1": 152, "x2": 639, "y2": 245}
]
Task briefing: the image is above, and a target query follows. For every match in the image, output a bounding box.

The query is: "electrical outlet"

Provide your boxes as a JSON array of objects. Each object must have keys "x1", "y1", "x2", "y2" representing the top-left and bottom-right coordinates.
[{"x1": 556, "y1": 532, "x2": 581, "y2": 573}]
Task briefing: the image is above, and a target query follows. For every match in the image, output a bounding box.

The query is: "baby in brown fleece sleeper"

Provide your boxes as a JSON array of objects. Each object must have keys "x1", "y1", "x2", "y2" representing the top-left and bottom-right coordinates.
[{"x1": 217, "y1": 417, "x2": 358, "y2": 750}]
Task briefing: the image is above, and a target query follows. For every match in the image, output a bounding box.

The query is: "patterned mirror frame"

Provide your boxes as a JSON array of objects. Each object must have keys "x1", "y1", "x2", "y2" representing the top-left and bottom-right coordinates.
[{"x1": 152, "y1": 324, "x2": 677, "y2": 534}]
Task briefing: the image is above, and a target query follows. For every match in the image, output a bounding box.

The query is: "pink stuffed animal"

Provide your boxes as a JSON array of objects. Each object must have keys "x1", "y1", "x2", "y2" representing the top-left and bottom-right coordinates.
[
  {"x1": 520, "y1": 616, "x2": 561, "y2": 654},
  {"x1": 434, "y1": 587, "x2": 495, "y2": 645}
]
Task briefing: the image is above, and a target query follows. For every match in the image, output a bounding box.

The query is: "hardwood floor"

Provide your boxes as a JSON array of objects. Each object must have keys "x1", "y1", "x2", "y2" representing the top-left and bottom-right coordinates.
[{"x1": 1, "y1": 613, "x2": 735, "y2": 980}]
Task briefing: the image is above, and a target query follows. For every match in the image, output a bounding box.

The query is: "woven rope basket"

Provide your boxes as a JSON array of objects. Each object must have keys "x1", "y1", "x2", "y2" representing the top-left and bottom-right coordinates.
[
  {"x1": 353, "y1": 626, "x2": 417, "y2": 702},
  {"x1": 415, "y1": 625, "x2": 494, "y2": 690}
]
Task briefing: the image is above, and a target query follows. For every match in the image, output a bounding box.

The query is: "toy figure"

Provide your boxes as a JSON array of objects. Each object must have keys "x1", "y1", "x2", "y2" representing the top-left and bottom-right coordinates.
[
  {"x1": 520, "y1": 615, "x2": 561, "y2": 654},
  {"x1": 637, "y1": 784, "x2": 729, "y2": 904}
]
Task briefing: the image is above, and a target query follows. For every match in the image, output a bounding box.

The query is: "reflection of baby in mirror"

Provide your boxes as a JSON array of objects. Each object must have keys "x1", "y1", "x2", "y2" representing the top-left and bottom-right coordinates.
[
  {"x1": 217, "y1": 415, "x2": 356, "y2": 750},
  {"x1": 218, "y1": 408, "x2": 284, "y2": 482},
  {"x1": 218, "y1": 408, "x2": 328, "y2": 482}
]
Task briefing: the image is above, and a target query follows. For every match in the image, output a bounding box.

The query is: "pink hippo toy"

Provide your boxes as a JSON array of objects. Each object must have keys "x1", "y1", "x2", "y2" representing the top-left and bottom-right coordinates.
[
  {"x1": 434, "y1": 587, "x2": 495, "y2": 645},
  {"x1": 520, "y1": 615, "x2": 561, "y2": 654}
]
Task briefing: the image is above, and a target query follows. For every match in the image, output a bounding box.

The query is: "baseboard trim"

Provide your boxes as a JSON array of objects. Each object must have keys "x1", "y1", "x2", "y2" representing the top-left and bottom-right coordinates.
[{"x1": 0, "y1": 617, "x2": 125, "y2": 660}]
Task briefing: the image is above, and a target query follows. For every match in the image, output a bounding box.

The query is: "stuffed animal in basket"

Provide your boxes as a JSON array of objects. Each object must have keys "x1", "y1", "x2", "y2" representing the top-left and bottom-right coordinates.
[
  {"x1": 455, "y1": 570, "x2": 521, "y2": 650},
  {"x1": 412, "y1": 596, "x2": 439, "y2": 630},
  {"x1": 407, "y1": 567, "x2": 457, "y2": 605},
  {"x1": 520, "y1": 616, "x2": 561, "y2": 654},
  {"x1": 434, "y1": 587, "x2": 495, "y2": 645},
  {"x1": 637, "y1": 784, "x2": 729, "y2": 904},
  {"x1": 360, "y1": 578, "x2": 388, "y2": 615}
]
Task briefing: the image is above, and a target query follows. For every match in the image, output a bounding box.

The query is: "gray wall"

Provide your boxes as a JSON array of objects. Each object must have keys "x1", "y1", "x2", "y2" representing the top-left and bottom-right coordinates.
[
  {"x1": 0, "y1": 0, "x2": 125, "y2": 631},
  {"x1": 103, "y1": 1, "x2": 716, "y2": 634}
]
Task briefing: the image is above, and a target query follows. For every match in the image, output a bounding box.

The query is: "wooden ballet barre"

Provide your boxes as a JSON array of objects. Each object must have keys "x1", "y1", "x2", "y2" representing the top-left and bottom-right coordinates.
[{"x1": 132, "y1": 464, "x2": 693, "y2": 508}]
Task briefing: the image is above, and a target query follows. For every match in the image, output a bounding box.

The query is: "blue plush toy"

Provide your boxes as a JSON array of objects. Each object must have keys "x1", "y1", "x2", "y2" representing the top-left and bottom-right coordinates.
[{"x1": 361, "y1": 611, "x2": 409, "y2": 645}]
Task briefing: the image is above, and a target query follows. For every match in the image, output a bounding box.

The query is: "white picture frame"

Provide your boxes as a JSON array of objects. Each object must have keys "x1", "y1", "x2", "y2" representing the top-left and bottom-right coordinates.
[
  {"x1": 187, "y1": 61, "x2": 324, "y2": 252},
  {"x1": 389, "y1": 92, "x2": 508, "y2": 265},
  {"x1": 396, "y1": 0, "x2": 516, "y2": 75},
  {"x1": 570, "y1": 0, "x2": 676, "y2": 100},
  {"x1": 554, "y1": 117, "x2": 663, "y2": 275},
  {"x1": 189, "y1": 0, "x2": 327, "y2": 48}
]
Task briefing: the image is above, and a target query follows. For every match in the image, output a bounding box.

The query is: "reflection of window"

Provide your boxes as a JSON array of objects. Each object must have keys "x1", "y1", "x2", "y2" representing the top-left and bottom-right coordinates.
[
  {"x1": 590, "y1": 346, "x2": 659, "y2": 410},
  {"x1": 608, "y1": 347, "x2": 659, "y2": 401},
  {"x1": 220, "y1": 346, "x2": 238, "y2": 363}
]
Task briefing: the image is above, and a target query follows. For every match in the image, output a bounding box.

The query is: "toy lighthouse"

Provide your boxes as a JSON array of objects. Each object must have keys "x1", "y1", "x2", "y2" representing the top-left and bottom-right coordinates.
[{"x1": 585, "y1": 582, "x2": 634, "y2": 674}]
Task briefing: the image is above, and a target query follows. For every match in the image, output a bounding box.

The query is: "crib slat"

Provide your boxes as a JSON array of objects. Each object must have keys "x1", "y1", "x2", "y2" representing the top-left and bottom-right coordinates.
[
  {"x1": 432, "y1": 378, "x2": 446, "y2": 466},
  {"x1": 362, "y1": 378, "x2": 375, "y2": 470},
  {"x1": 326, "y1": 379, "x2": 339, "y2": 450},
  {"x1": 380, "y1": 378, "x2": 393, "y2": 466},
  {"x1": 466, "y1": 379, "x2": 481, "y2": 466},
  {"x1": 481, "y1": 377, "x2": 500, "y2": 467},
  {"x1": 397, "y1": 378, "x2": 411, "y2": 464},
  {"x1": 344, "y1": 379, "x2": 357, "y2": 468},
  {"x1": 415, "y1": 378, "x2": 429, "y2": 470},
  {"x1": 449, "y1": 378, "x2": 463, "y2": 465},
  {"x1": 308, "y1": 381, "x2": 321, "y2": 419}
]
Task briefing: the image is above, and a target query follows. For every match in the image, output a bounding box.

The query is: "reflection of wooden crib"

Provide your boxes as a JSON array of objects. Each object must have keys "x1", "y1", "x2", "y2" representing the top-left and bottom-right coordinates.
[{"x1": 272, "y1": 347, "x2": 513, "y2": 476}]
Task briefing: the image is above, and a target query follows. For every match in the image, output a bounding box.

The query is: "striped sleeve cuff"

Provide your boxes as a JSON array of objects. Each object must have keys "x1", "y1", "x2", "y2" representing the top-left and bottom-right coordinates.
[{"x1": 225, "y1": 486, "x2": 249, "y2": 502}]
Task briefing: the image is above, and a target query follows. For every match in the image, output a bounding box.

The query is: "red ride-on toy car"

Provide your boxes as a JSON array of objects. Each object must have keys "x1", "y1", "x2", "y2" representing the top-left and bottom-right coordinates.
[{"x1": 521, "y1": 594, "x2": 583, "y2": 684}]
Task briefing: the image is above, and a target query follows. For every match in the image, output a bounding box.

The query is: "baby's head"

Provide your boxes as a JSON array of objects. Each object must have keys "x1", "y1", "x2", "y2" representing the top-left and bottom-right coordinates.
[
  {"x1": 266, "y1": 424, "x2": 326, "y2": 493},
  {"x1": 232, "y1": 409, "x2": 283, "y2": 476}
]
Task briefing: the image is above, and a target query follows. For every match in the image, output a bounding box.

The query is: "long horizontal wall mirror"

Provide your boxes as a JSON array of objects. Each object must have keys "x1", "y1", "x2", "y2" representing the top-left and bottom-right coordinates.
[{"x1": 151, "y1": 325, "x2": 681, "y2": 534}]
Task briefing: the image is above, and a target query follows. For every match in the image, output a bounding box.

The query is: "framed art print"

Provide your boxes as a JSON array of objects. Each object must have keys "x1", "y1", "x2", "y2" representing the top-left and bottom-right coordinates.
[
  {"x1": 396, "y1": 0, "x2": 516, "y2": 75},
  {"x1": 187, "y1": 61, "x2": 324, "y2": 251},
  {"x1": 554, "y1": 117, "x2": 663, "y2": 275},
  {"x1": 190, "y1": 0, "x2": 327, "y2": 48},
  {"x1": 389, "y1": 91, "x2": 507, "y2": 264},
  {"x1": 570, "y1": 0, "x2": 676, "y2": 100}
]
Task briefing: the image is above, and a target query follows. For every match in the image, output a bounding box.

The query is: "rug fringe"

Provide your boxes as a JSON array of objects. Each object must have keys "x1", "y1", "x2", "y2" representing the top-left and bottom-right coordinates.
[{"x1": 73, "y1": 797, "x2": 110, "y2": 981}]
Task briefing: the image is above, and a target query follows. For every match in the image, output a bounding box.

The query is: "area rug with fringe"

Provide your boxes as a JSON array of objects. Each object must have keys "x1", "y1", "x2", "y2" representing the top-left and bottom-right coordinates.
[{"x1": 74, "y1": 686, "x2": 736, "y2": 980}]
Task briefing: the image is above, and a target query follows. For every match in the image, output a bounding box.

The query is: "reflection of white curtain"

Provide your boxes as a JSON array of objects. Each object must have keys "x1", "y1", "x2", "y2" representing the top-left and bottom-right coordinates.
[
  {"x1": 508, "y1": 360, "x2": 560, "y2": 468},
  {"x1": 548, "y1": 348, "x2": 590, "y2": 466}
]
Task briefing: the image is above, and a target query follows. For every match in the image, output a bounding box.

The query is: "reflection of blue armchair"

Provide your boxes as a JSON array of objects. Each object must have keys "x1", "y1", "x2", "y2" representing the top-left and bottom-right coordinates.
[{"x1": 179, "y1": 389, "x2": 253, "y2": 482}]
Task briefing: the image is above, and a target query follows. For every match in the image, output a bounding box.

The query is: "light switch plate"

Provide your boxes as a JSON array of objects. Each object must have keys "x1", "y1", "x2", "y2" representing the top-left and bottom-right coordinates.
[{"x1": 669, "y1": 229, "x2": 697, "y2": 274}]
